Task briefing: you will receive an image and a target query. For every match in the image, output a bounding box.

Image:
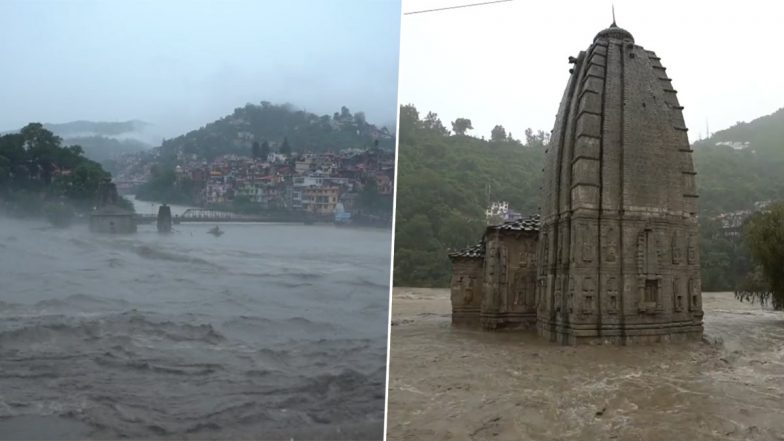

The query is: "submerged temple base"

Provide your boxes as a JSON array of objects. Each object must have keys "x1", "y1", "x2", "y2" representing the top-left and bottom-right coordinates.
[
  {"x1": 448, "y1": 22, "x2": 704, "y2": 344},
  {"x1": 536, "y1": 321, "x2": 704, "y2": 345}
]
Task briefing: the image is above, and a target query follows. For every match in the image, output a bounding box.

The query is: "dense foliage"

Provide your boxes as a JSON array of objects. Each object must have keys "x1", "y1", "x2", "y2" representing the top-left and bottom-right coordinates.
[
  {"x1": 394, "y1": 105, "x2": 545, "y2": 287},
  {"x1": 135, "y1": 164, "x2": 201, "y2": 205},
  {"x1": 735, "y1": 203, "x2": 784, "y2": 309},
  {"x1": 0, "y1": 123, "x2": 129, "y2": 223},
  {"x1": 695, "y1": 108, "x2": 784, "y2": 290},
  {"x1": 394, "y1": 105, "x2": 784, "y2": 289},
  {"x1": 155, "y1": 102, "x2": 394, "y2": 164}
]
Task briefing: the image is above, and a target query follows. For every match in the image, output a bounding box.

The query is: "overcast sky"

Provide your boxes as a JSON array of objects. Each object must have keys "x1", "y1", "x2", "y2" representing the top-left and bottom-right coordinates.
[
  {"x1": 0, "y1": 0, "x2": 401, "y2": 140},
  {"x1": 400, "y1": 0, "x2": 784, "y2": 142}
]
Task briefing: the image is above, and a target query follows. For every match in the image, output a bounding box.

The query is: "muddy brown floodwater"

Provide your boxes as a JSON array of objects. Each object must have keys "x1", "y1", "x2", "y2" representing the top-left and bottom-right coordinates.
[{"x1": 387, "y1": 288, "x2": 784, "y2": 441}]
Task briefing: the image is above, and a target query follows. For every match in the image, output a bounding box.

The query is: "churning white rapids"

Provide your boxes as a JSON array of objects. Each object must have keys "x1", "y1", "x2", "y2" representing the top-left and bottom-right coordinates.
[{"x1": 0, "y1": 215, "x2": 390, "y2": 440}]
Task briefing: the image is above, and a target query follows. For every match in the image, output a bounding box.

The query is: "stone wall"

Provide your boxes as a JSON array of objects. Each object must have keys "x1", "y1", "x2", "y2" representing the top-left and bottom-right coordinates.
[
  {"x1": 481, "y1": 228, "x2": 538, "y2": 329},
  {"x1": 450, "y1": 258, "x2": 484, "y2": 326},
  {"x1": 537, "y1": 24, "x2": 703, "y2": 344}
]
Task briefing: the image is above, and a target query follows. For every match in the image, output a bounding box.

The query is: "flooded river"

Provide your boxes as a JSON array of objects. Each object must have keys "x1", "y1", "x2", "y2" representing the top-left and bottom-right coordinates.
[
  {"x1": 387, "y1": 288, "x2": 784, "y2": 441},
  {"x1": 0, "y1": 215, "x2": 391, "y2": 439}
]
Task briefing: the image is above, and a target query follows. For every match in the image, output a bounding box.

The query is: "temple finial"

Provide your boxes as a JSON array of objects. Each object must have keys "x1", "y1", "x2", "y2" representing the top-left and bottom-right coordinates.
[{"x1": 612, "y1": 4, "x2": 616, "y2": 26}]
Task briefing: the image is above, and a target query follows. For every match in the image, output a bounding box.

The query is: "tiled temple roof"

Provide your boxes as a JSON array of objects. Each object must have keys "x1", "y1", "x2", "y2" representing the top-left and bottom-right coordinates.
[
  {"x1": 489, "y1": 213, "x2": 541, "y2": 232},
  {"x1": 448, "y1": 242, "x2": 485, "y2": 259}
]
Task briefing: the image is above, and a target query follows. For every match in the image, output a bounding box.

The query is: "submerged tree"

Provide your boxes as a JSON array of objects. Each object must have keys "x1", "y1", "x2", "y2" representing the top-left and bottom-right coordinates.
[{"x1": 735, "y1": 202, "x2": 784, "y2": 309}]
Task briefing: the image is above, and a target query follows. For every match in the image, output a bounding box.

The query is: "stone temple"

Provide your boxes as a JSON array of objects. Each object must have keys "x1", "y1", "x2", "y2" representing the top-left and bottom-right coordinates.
[{"x1": 449, "y1": 22, "x2": 704, "y2": 344}]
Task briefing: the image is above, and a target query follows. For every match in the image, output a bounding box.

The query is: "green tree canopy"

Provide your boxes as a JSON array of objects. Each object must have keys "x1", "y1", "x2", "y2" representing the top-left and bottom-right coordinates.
[
  {"x1": 260, "y1": 140, "x2": 271, "y2": 159},
  {"x1": 491, "y1": 125, "x2": 507, "y2": 142},
  {"x1": 0, "y1": 123, "x2": 127, "y2": 217},
  {"x1": 280, "y1": 137, "x2": 292, "y2": 155},
  {"x1": 451, "y1": 118, "x2": 473, "y2": 136},
  {"x1": 736, "y1": 203, "x2": 784, "y2": 309}
]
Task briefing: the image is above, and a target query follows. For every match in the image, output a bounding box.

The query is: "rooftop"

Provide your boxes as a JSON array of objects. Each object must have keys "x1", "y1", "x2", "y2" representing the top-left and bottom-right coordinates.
[{"x1": 489, "y1": 213, "x2": 541, "y2": 232}]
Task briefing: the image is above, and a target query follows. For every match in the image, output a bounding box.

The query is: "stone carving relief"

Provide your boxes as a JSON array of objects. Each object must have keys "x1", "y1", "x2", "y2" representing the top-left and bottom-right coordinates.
[
  {"x1": 672, "y1": 231, "x2": 683, "y2": 265},
  {"x1": 606, "y1": 276, "x2": 619, "y2": 314},
  {"x1": 603, "y1": 226, "x2": 617, "y2": 263},
  {"x1": 499, "y1": 245, "x2": 508, "y2": 289},
  {"x1": 512, "y1": 270, "x2": 525, "y2": 306},
  {"x1": 637, "y1": 226, "x2": 663, "y2": 312},
  {"x1": 688, "y1": 278, "x2": 701, "y2": 311},
  {"x1": 637, "y1": 226, "x2": 661, "y2": 275},
  {"x1": 568, "y1": 276, "x2": 576, "y2": 314},
  {"x1": 581, "y1": 277, "x2": 595, "y2": 315},
  {"x1": 580, "y1": 223, "x2": 594, "y2": 262},
  {"x1": 673, "y1": 277, "x2": 683, "y2": 312},
  {"x1": 687, "y1": 233, "x2": 697, "y2": 265}
]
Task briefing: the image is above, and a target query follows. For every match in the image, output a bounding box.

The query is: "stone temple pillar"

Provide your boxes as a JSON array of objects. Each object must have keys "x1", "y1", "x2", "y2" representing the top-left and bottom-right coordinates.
[{"x1": 536, "y1": 22, "x2": 703, "y2": 344}]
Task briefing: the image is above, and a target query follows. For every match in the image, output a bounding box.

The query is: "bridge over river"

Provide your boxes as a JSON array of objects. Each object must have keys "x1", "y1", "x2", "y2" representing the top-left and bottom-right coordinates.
[{"x1": 134, "y1": 208, "x2": 327, "y2": 224}]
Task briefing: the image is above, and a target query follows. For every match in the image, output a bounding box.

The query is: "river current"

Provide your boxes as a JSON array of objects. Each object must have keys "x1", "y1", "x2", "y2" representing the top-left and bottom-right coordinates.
[{"x1": 0, "y1": 209, "x2": 391, "y2": 439}]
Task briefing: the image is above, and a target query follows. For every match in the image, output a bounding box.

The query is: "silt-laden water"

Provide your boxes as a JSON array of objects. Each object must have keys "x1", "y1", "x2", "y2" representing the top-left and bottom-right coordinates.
[{"x1": 0, "y1": 216, "x2": 390, "y2": 439}]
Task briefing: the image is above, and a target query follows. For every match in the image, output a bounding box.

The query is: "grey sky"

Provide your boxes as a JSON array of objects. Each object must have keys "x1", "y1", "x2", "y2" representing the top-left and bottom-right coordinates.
[
  {"x1": 0, "y1": 0, "x2": 401, "y2": 140},
  {"x1": 400, "y1": 0, "x2": 784, "y2": 142}
]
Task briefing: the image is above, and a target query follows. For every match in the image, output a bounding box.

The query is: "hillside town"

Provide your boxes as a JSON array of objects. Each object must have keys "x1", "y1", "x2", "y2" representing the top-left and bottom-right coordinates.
[{"x1": 113, "y1": 146, "x2": 395, "y2": 223}]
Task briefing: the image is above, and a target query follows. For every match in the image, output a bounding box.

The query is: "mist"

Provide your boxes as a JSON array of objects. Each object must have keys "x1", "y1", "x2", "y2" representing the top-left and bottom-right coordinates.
[{"x1": 0, "y1": 0, "x2": 401, "y2": 138}]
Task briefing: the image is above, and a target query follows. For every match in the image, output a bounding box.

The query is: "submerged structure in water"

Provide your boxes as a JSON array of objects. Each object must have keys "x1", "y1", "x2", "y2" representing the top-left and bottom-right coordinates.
[
  {"x1": 157, "y1": 204, "x2": 172, "y2": 233},
  {"x1": 449, "y1": 21, "x2": 703, "y2": 344},
  {"x1": 89, "y1": 180, "x2": 136, "y2": 234}
]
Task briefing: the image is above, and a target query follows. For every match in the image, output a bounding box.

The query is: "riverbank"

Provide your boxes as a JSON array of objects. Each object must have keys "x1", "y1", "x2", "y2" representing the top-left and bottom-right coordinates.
[{"x1": 387, "y1": 288, "x2": 784, "y2": 441}]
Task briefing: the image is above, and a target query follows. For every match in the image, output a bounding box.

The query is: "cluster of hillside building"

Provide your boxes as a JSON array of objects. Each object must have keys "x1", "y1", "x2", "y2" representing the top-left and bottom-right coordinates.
[{"x1": 168, "y1": 148, "x2": 394, "y2": 218}]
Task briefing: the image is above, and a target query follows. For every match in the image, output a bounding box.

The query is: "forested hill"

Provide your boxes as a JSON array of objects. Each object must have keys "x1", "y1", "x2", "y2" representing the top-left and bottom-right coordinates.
[
  {"x1": 393, "y1": 104, "x2": 546, "y2": 287},
  {"x1": 693, "y1": 107, "x2": 784, "y2": 216},
  {"x1": 394, "y1": 104, "x2": 784, "y2": 288},
  {"x1": 3, "y1": 120, "x2": 153, "y2": 166},
  {"x1": 156, "y1": 102, "x2": 394, "y2": 162}
]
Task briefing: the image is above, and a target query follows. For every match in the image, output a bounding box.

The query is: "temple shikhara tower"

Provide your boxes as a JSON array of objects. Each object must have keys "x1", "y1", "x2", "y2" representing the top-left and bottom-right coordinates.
[{"x1": 449, "y1": 21, "x2": 704, "y2": 344}]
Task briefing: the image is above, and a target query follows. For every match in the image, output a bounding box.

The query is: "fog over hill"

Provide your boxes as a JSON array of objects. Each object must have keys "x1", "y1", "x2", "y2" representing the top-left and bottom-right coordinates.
[{"x1": 693, "y1": 107, "x2": 784, "y2": 216}]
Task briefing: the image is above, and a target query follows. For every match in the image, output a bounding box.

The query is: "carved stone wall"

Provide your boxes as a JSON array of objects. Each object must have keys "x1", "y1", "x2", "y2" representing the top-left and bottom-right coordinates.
[
  {"x1": 536, "y1": 23, "x2": 703, "y2": 344},
  {"x1": 481, "y1": 227, "x2": 538, "y2": 329},
  {"x1": 450, "y1": 258, "x2": 484, "y2": 326}
]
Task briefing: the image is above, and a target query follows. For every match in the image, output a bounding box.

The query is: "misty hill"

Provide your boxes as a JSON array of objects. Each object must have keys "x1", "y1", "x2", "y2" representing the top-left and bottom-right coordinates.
[
  {"x1": 693, "y1": 107, "x2": 784, "y2": 215},
  {"x1": 43, "y1": 120, "x2": 149, "y2": 137},
  {"x1": 64, "y1": 136, "x2": 151, "y2": 164},
  {"x1": 1, "y1": 120, "x2": 155, "y2": 166},
  {"x1": 156, "y1": 102, "x2": 394, "y2": 162}
]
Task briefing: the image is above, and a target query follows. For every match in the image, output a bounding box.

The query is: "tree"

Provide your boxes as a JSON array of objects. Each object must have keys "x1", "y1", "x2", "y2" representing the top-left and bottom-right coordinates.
[
  {"x1": 280, "y1": 137, "x2": 292, "y2": 155},
  {"x1": 251, "y1": 141, "x2": 261, "y2": 159},
  {"x1": 736, "y1": 203, "x2": 784, "y2": 309},
  {"x1": 399, "y1": 104, "x2": 421, "y2": 144},
  {"x1": 451, "y1": 118, "x2": 473, "y2": 136},
  {"x1": 491, "y1": 125, "x2": 507, "y2": 142},
  {"x1": 260, "y1": 140, "x2": 271, "y2": 159},
  {"x1": 423, "y1": 112, "x2": 449, "y2": 136},
  {"x1": 525, "y1": 128, "x2": 550, "y2": 148}
]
